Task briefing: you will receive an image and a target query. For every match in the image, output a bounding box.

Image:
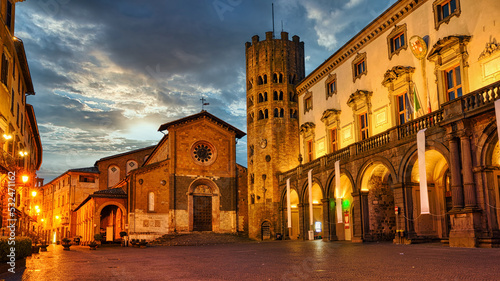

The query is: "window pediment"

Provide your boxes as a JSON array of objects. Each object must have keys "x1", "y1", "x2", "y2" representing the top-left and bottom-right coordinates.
[
  {"x1": 382, "y1": 66, "x2": 415, "y2": 88},
  {"x1": 320, "y1": 109, "x2": 341, "y2": 127},
  {"x1": 347, "y1": 90, "x2": 372, "y2": 112},
  {"x1": 300, "y1": 122, "x2": 316, "y2": 137},
  {"x1": 427, "y1": 35, "x2": 471, "y2": 61}
]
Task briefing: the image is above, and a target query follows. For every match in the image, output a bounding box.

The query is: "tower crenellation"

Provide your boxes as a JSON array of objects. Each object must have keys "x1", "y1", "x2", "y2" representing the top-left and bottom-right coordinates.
[{"x1": 245, "y1": 31, "x2": 305, "y2": 239}]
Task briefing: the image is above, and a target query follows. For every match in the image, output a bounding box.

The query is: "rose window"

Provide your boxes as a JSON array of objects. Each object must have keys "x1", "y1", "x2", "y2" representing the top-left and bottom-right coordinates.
[{"x1": 193, "y1": 144, "x2": 212, "y2": 163}]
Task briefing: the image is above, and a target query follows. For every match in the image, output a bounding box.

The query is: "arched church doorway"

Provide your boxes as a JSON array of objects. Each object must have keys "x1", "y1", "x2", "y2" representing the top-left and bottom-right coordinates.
[
  {"x1": 261, "y1": 221, "x2": 271, "y2": 240},
  {"x1": 192, "y1": 184, "x2": 213, "y2": 232},
  {"x1": 100, "y1": 205, "x2": 124, "y2": 243}
]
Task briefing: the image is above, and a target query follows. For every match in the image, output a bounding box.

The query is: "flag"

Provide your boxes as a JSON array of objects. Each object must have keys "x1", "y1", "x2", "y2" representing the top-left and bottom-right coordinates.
[
  {"x1": 417, "y1": 129, "x2": 429, "y2": 214},
  {"x1": 413, "y1": 85, "x2": 421, "y2": 113},
  {"x1": 286, "y1": 178, "x2": 291, "y2": 228},
  {"x1": 335, "y1": 161, "x2": 342, "y2": 223},
  {"x1": 495, "y1": 100, "x2": 500, "y2": 147},
  {"x1": 405, "y1": 92, "x2": 414, "y2": 122},
  {"x1": 308, "y1": 169, "x2": 313, "y2": 227}
]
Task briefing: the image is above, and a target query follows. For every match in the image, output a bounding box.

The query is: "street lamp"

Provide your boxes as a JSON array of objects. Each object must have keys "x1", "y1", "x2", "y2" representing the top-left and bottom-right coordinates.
[
  {"x1": 2, "y1": 134, "x2": 12, "y2": 140},
  {"x1": 32, "y1": 191, "x2": 37, "y2": 197},
  {"x1": 19, "y1": 151, "x2": 28, "y2": 157},
  {"x1": 22, "y1": 175, "x2": 29, "y2": 183}
]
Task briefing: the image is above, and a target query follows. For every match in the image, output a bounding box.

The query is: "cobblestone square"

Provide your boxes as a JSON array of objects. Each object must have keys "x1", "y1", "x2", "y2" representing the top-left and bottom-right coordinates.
[{"x1": 2, "y1": 241, "x2": 500, "y2": 281}]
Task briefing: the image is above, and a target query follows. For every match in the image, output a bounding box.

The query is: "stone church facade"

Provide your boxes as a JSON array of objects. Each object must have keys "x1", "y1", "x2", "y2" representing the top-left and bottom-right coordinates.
[
  {"x1": 247, "y1": 0, "x2": 500, "y2": 247},
  {"x1": 127, "y1": 111, "x2": 247, "y2": 241}
]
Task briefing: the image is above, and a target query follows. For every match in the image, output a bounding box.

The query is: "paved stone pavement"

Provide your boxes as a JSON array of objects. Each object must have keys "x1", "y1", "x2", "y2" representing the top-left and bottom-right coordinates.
[{"x1": 1, "y1": 241, "x2": 500, "y2": 281}]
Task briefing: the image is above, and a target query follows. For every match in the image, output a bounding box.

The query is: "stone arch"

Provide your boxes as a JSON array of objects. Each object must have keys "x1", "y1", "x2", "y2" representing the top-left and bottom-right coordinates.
[
  {"x1": 299, "y1": 176, "x2": 325, "y2": 200},
  {"x1": 300, "y1": 176, "x2": 325, "y2": 239},
  {"x1": 476, "y1": 121, "x2": 498, "y2": 166},
  {"x1": 398, "y1": 139, "x2": 450, "y2": 184},
  {"x1": 325, "y1": 168, "x2": 356, "y2": 241},
  {"x1": 187, "y1": 178, "x2": 221, "y2": 232},
  {"x1": 355, "y1": 156, "x2": 397, "y2": 192},
  {"x1": 355, "y1": 156, "x2": 398, "y2": 241},
  {"x1": 325, "y1": 168, "x2": 355, "y2": 197},
  {"x1": 260, "y1": 219, "x2": 273, "y2": 240},
  {"x1": 279, "y1": 184, "x2": 300, "y2": 240},
  {"x1": 95, "y1": 201, "x2": 127, "y2": 243},
  {"x1": 399, "y1": 141, "x2": 451, "y2": 239}
]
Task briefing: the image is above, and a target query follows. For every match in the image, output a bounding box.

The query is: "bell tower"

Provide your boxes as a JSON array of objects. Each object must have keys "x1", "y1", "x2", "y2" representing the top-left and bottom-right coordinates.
[{"x1": 245, "y1": 31, "x2": 305, "y2": 239}]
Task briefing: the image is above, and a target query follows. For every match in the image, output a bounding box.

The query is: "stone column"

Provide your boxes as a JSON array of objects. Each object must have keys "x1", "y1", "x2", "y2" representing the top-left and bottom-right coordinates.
[
  {"x1": 321, "y1": 198, "x2": 332, "y2": 241},
  {"x1": 460, "y1": 133, "x2": 476, "y2": 208},
  {"x1": 403, "y1": 183, "x2": 416, "y2": 239},
  {"x1": 298, "y1": 203, "x2": 305, "y2": 240},
  {"x1": 448, "y1": 137, "x2": 464, "y2": 209},
  {"x1": 360, "y1": 191, "x2": 369, "y2": 241}
]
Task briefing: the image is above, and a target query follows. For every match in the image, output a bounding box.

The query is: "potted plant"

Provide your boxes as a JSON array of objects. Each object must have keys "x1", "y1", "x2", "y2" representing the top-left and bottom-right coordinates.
[
  {"x1": 61, "y1": 238, "x2": 71, "y2": 251},
  {"x1": 40, "y1": 242, "x2": 48, "y2": 252},
  {"x1": 94, "y1": 234, "x2": 103, "y2": 246},
  {"x1": 88, "y1": 241, "x2": 98, "y2": 250}
]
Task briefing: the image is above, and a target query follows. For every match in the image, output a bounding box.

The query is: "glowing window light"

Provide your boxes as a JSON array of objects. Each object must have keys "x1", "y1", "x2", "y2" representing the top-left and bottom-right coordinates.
[
  {"x1": 342, "y1": 199, "x2": 350, "y2": 210},
  {"x1": 53, "y1": 232, "x2": 57, "y2": 243}
]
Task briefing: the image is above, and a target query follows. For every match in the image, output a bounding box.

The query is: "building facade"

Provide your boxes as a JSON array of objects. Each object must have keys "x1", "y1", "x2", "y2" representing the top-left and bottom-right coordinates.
[
  {"x1": 72, "y1": 146, "x2": 154, "y2": 244},
  {"x1": 0, "y1": 0, "x2": 42, "y2": 239},
  {"x1": 245, "y1": 31, "x2": 305, "y2": 240},
  {"x1": 249, "y1": 0, "x2": 500, "y2": 247},
  {"x1": 39, "y1": 167, "x2": 99, "y2": 243},
  {"x1": 127, "y1": 111, "x2": 247, "y2": 241}
]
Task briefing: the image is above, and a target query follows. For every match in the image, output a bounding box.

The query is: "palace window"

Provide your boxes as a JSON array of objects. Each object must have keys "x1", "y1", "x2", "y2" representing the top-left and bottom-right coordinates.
[
  {"x1": 325, "y1": 73, "x2": 337, "y2": 98},
  {"x1": 290, "y1": 109, "x2": 297, "y2": 119},
  {"x1": 428, "y1": 36, "x2": 470, "y2": 106},
  {"x1": 274, "y1": 108, "x2": 284, "y2": 118},
  {"x1": 397, "y1": 92, "x2": 410, "y2": 125},
  {"x1": 307, "y1": 140, "x2": 313, "y2": 162},
  {"x1": 387, "y1": 24, "x2": 407, "y2": 59},
  {"x1": 352, "y1": 53, "x2": 367, "y2": 82},
  {"x1": 330, "y1": 128, "x2": 337, "y2": 152},
  {"x1": 304, "y1": 91, "x2": 313, "y2": 113},
  {"x1": 433, "y1": 0, "x2": 461, "y2": 30},
  {"x1": 445, "y1": 65, "x2": 462, "y2": 100},
  {"x1": 289, "y1": 92, "x2": 297, "y2": 102},
  {"x1": 359, "y1": 112, "x2": 369, "y2": 140}
]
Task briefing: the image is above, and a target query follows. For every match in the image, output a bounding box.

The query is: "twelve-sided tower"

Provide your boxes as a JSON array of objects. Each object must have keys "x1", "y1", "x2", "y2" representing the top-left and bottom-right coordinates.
[{"x1": 245, "y1": 31, "x2": 305, "y2": 239}]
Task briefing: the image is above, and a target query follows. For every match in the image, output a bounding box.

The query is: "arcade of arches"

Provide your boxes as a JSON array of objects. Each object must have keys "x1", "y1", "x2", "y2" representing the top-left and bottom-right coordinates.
[{"x1": 277, "y1": 133, "x2": 500, "y2": 248}]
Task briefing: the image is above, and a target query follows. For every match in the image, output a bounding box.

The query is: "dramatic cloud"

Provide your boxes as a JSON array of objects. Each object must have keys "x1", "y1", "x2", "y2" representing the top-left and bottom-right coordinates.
[{"x1": 14, "y1": 0, "x2": 394, "y2": 181}]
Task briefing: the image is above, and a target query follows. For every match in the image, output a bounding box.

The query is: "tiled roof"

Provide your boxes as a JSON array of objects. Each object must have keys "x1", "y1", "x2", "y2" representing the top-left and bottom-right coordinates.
[
  {"x1": 68, "y1": 166, "x2": 99, "y2": 173},
  {"x1": 94, "y1": 188, "x2": 126, "y2": 195}
]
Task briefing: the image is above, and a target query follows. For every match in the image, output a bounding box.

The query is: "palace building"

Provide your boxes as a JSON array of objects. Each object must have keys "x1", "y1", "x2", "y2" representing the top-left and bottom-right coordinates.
[{"x1": 247, "y1": 0, "x2": 500, "y2": 247}]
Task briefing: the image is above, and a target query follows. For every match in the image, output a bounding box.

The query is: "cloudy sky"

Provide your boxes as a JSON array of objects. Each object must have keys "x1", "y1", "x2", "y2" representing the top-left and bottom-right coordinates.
[{"x1": 15, "y1": 0, "x2": 396, "y2": 182}]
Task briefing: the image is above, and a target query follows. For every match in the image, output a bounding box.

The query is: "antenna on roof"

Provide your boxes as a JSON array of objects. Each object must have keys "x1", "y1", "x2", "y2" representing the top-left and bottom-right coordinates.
[{"x1": 272, "y1": 3, "x2": 275, "y2": 38}]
